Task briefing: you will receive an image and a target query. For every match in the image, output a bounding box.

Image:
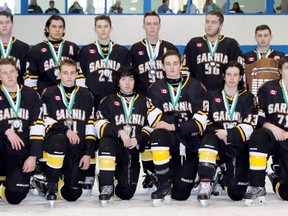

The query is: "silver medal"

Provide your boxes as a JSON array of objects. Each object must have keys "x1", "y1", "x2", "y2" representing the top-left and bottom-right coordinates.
[
  {"x1": 209, "y1": 61, "x2": 216, "y2": 67},
  {"x1": 149, "y1": 69, "x2": 156, "y2": 76},
  {"x1": 54, "y1": 68, "x2": 60, "y2": 79},
  {"x1": 226, "y1": 123, "x2": 234, "y2": 129},
  {"x1": 104, "y1": 69, "x2": 111, "y2": 77},
  {"x1": 13, "y1": 119, "x2": 22, "y2": 129},
  {"x1": 66, "y1": 118, "x2": 73, "y2": 128},
  {"x1": 123, "y1": 124, "x2": 132, "y2": 135}
]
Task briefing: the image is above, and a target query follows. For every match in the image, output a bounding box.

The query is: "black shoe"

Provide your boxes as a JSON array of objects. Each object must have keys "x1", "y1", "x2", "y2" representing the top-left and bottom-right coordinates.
[
  {"x1": 46, "y1": 182, "x2": 57, "y2": 201},
  {"x1": 31, "y1": 176, "x2": 47, "y2": 197},
  {"x1": 151, "y1": 179, "x2": 172, "y2": 200},
  {"x1": 99, "y1": 185, "x2": 114, "y2": 201}
]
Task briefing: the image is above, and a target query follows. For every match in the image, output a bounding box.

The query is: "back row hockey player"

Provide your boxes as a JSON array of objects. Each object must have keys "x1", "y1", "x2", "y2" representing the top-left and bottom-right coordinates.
[
  {"x1": 129, "y1": 11, "x2": 178, "y2": 193},
  {"x1": 244, "y1": 24, "x2": 285, "y2": 65},
  {"x1": 0, "y1": 10, "x2": 30, "y2": 84},
  {"x1": 39, "y1": 59, "x2": 96, "y2": 206},
  {"x1": 147, "y1": 50, "x2": 207, "y2": 206},
  {"x1": 182, "y1": 11, "x2": 244, "y2": 91},
  {"x1": 197, "y1": 61, "x2": 258, "y2": 206},
  {"x1": 0, "y1": 58, "x2": 44, "y2": 204},
  {"x1": 130, "y1": 11, "x2": 178, "y2": 96},
  {"x1": 79, "y1": 15, "x2": 131, "y2": 109},
  {"x1": 24, "y1": 15, "x2": 80, "y2": 94},
  {"x1": 94, "y1": 66, "x2": 151, "y2": 206},
  {"x1": 244, "y1": 56, "x2": 288, "y2": 206}
]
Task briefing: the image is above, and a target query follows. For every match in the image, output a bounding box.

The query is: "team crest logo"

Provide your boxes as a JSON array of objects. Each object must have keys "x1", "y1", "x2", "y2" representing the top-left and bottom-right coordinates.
[
  {"x1": 114, "y1": 101, "x2": 120, "y2": 106},
  {"x1": 248, "y1": 57, "x2": 255, "y2": 62},
  {"x1": 196, "y1": 43, "x2": 203, "y2": 47},
  {"x1": 41, "y1": 48, "x2": 47, "y2": 52},
  {"x1": 89, "y1": 49, "x2": 96, "y2": 54},
  {"x1": 54, "y1": 96, "x2": 61, "y2": 100},
  {"x1": 269, "y1": 90, "x2": 277, "y2": 95},
  {"x1": 161, "y1": 89, "x2": 168, "y2": 94},
  {"x1": 138, "y1": 51, "x2": 144, "y2": 56},
  {"x1": 214, "y1": 98, "x2": 222, "y2": 103}
]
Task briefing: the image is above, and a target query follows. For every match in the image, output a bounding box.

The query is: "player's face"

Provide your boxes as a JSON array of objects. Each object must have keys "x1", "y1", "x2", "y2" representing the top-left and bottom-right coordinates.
[
  {"x1": 60, "y1": 65, "x2": 78, "y2": 87},
  {"x1": 163, "y1": 55, "x2": 181, "y2": 79},
  {"x1": 0, "y1": 15, "x2": 13, "y2": 36},
  {"x1": 119, "y1": 76, "x2": 135, "y2": 94},
  {"x1": 224, "y1": 67, "x2": 242, "y2": 89},
  {"x1": 205, "y1": 15, "x2": 222, "y2": 38},
  {"x1": 95, "y1": 20, "x2": 112, "y2": 41},
  {"x1": 0, "y1": 64, "x2": 18, "y2": 89},
  {"x1": 280, "y1": 62, "x2": 288, "y2": 82},
  {"x1": 143, "y1": 15, "x2": 161, "y2": 38},
  {"x1": 255, "y1": 29, "x2": 272, "y2": 48},
  {"x1": 46, "y1": 20, "x2": 65, "y2": 41}
]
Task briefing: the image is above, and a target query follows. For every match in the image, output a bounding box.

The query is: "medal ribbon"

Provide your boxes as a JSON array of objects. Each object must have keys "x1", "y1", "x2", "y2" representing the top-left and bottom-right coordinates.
[
  {"x1": 167, "y1": 81, "x2": 182, "y2": 109},
  {"x1": 281, "y1": 80, "x2": 288, "y2": 107},
  {"x1": 0, "y1": 37, "x2": 13, "y2": 58},
  {"x1": 95, "y1": 40, "x2": 113, "y2": 68},
  {"x1": 59, "y1": 83, "x2": 77, "y2": 117},
  {"x1": 206, "y1": 36, "x2": 220, "y2": 59},
  {"x1": 47, "y1": 40, "x2": 64, "y2": 67},
  {"x1": 145, "y1": 39, "x2": 160, "y2": 61},
  {"x1": 256, "y1": 48, "x2": 272, "y2": 60},
  {"x1": 120, "y1": 95, "x2": 135, "y2": 124},
  {"x1": 1, "y1": 84, "x2": 21, "y2": 118},
  {"x1": 222, "y1": 90, "x2": 239, "y2": 120}
]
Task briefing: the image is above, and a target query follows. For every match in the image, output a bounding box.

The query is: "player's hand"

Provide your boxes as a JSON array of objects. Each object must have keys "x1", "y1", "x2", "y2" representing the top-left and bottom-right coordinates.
[
  {"x1": 79, "y1": 155, "x2": 91, "y2": 170},
  {"x1": 66, "y1": 129, "x2": 80, "y2": 144},
  {"x1": 155, "y1": 121, "x2": 176, "y2": 131},
  {"x1": 22, "y1": 156, "x2": 37, "y2": 173},
  {"x1": 5, "y1": 129, "x2": 25, "y2": 150},
  {"x1": 118, "y1": 130, "x2": 130, "y2": 148},
  {"x1": 128, "y1": 137, "x2": 138, "y2": 149},
  {"x1": 264, "y1": 123, "x2": 286, "y2": 141},
  {"x1": 215, "y1": 129, "x2": 230, "y2": 145}
]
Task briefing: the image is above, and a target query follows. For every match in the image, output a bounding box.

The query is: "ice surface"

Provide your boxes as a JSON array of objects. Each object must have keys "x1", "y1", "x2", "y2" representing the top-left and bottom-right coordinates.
[{"x1": 1, "y1": 175, "x2": 288, "y2": 216}]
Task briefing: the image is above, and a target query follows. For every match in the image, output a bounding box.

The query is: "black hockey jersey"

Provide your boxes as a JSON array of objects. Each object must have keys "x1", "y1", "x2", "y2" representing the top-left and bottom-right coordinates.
[
  {"x1": 79, "y1": 41, "x2": 131, "y2": 105},
  {"x1": 95, "y1": 92, "x2": 151, "y2": 151},
  {"x1": 2, "y1": 37, "x2": 30, "y2": 84},
  {"x1": 182, "y1": 35, "x2": 244, "y2": 91},
  {"x1": 147, "y1": 75, "x2": 207, "y2": 151},
  {"x1": 0, "y1": 85, "x2": 44, "y2": 157},
  {"x1": 203, "y1": 89, "x2": 258, "y2": 145},
  {"x1": 24, "y1": 40, "x2": 80, "y2": 94},
  {"x1": 244, "y1": 49, "x2": 285, "y2": 65},
  {"x1": 130, "y1": 39, "x2": 178, "y2": 95},
  {"x1": 257, "y1": 79, "x2": 288, "y2": 130},
  {"x1": 42, "y1": 85, "x2": 96, "y2": 156}
]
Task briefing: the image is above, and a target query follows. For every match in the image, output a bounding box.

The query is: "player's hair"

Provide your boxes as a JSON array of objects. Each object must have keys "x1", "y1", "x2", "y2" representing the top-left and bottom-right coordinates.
[
  {"x1": 0, "y1": 10, "x2": 13, "y2": 22},
  {"x1": 143, "y1": 11, "x2": 161, "y2": 24},
  {"x1": 206, "y1": 11, "x2": 224, "y2": 24},
  {"x1": 44, "y1": 14, "x2": 66, "y2": 37},
  {"x1": 113, "y1": 66, "x2": 138, "y2": 90},
  {"x1": 220, "y1": 61, "x2": 245, "y2": 91},
  {"x1": 161, "y1": 50, "x2": 181, "y2": 65},
  {"x1": 59, "y1": 59, "x2": 78, "y2": 72},
  {"x1": 278, "y1": 56, "x2": 288, "y2": 71},
  {"x1": 255, "y1": 24, "x2": 271, "y2": 35},
  {"x1": 95, "y1": 15, "x2": 112, "y2": 27},
  {"x1": 0, "y1": 58, "x2": 17, "y2": 70}
]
